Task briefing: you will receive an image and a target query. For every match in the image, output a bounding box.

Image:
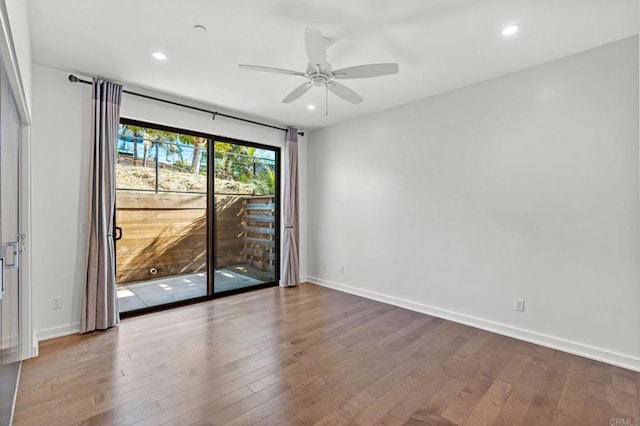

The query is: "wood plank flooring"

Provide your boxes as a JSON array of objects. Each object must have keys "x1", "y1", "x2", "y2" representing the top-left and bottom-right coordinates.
[{"x1": 14, "y1": 283, "x2": 640, "y2": 425}]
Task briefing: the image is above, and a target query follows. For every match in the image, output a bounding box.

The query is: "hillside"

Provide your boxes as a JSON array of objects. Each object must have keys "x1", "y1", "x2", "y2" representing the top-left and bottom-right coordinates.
[{"x1": 115, "y1": 164, "x2": 260, "y2": 194}]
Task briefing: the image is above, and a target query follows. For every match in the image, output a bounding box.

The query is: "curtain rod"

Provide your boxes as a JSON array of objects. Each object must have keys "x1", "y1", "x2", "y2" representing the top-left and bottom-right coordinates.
[{"x1": 68, "y1": 74, "x2": 304, "y2": 136}]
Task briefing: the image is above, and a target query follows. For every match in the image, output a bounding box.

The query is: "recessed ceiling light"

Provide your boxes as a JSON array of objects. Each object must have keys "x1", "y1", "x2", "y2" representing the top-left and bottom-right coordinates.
[
  {"x1": 502, "y1": 24, "x2": 519, "y2": 36},
  {"x1": 193, "y1": 25, "x2": 207, "y2": 32},
  {"x1": 152, "y1": 51, "x2": 168, "y2": 60},
  {"x1": 307, "y1": 105, "x2": 316, "y2": 110}
]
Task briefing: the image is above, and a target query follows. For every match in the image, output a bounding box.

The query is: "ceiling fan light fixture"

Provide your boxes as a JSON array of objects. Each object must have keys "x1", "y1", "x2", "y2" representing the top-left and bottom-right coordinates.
[
  {"x1": 152, "y1": 51, "x2": 168, "y2": 60},
  {"x1": 502, "y1": 24, "x2": 520, "y2": 36}
]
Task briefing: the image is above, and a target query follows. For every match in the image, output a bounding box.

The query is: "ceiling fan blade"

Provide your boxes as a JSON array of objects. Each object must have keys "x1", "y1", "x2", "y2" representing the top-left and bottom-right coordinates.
[
  {"x1": 239, "y1": 64, "x2": 306, "y2": 77},
  {"x1": 305, "y1": 28, "x2": 327, "y2": 66},
  {"x1": 282, "y1": 82, "x2": 312, "y2": 103},
  {"x1": 333, "y1": 63, "x2": 399, "y2": 79},
  {"x1": 327, "y1": 81, "x2": 363, "y2": 104}
]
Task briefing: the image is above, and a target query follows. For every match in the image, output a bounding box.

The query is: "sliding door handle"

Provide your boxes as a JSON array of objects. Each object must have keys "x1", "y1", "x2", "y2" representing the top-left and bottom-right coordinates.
[
  {"x1": 114, "y1": 226, "x2": 123, "y2": 241},
  {"x1": 0, "y1": 257, "x2": 4, "y2": 299},
  {"x1": 2, "y1": 241, "x2": 19, "y2": 270}
]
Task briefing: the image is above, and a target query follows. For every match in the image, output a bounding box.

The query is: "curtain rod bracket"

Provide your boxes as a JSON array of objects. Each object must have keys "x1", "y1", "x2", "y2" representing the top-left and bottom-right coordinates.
[{"x1": 212, "y1": 112, "x2": 217, "y2": 121}]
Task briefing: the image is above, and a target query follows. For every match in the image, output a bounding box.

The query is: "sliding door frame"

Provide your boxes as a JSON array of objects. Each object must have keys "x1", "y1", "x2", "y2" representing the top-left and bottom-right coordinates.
[
  {"x1": 209, "y1": 134, "x2": 281, "y2": 297},
  {"x1": 117, "y1": 118, "x2": 281, "y2": 318}
]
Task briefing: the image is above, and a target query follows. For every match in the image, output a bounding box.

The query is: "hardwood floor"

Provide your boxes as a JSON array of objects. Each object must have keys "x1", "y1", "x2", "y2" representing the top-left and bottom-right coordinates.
[{"x1": 14, "y1": 283, "x2": 640, "y2": 425}]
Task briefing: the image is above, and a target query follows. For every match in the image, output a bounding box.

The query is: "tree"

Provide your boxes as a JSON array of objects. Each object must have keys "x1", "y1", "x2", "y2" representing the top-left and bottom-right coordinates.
[
  {"x1": 180, "y1": 135, "x2": 208, "y2": 175},
  {"x1": 214, "y1": 141, "x2": 255, "y2": 180},
  {"x1": 120, "y1": 125, "x2": 176, "y2": 168},
  {"x1": 120, "y1": 125, "x2": 146, "y2": 166}
]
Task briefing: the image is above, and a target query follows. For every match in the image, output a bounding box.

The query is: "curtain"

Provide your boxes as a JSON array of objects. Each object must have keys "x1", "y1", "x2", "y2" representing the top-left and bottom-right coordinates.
[
  {"x1": 80, "y1": 79, "x2": 123, "y2": 333},
  {"x1": 281, "y1": 128, "x2": 300, "y2": 287}
]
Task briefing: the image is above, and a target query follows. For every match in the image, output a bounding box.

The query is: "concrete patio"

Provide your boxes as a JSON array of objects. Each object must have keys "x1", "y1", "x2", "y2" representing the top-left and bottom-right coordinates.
[{"x1": 117, "y1": 266, "x2": 268, "y2": 312}]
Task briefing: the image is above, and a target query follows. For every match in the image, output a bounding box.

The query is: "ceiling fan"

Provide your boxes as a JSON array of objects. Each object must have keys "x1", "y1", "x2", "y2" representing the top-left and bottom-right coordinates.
[{"x1": 239, "y1": 28, "x2": 399, "y2": 114}]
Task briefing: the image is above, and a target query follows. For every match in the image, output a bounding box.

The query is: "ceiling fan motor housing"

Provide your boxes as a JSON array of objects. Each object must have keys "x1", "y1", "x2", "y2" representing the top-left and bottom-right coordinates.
[{"x1": 306, "y1": 62, "x2": 333, "y2": 86}]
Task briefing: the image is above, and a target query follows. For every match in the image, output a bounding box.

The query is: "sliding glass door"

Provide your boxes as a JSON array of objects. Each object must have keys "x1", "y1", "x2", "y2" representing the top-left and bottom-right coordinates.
[
  {"x1": 115, "y1": 120, "x2": 279, "y2": 314},
  {"x1": 212, "y1": 139, "x2": 279, "y2": 293},
  {"x1": 115, "y1": 121, "x2": 209, "y2": 312},
  {"x1": 0, "y1": 60, "x2": 22, "y2": 426}
]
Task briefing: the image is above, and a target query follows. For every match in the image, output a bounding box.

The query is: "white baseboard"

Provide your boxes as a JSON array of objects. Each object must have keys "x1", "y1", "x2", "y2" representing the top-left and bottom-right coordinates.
[
  {"x1": 307, "y1": 276, "x2": 640, "y2": 372},
  {"x1": 36, "y1": 322, "x2": 80, "y2": 344},
  {"x1": 31, "y1": 330, "x2": 38, "y2": 357}
]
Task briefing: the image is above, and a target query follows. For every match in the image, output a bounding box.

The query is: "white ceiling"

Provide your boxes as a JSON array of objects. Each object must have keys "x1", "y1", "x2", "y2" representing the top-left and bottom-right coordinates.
[{"x1": 27, "y1": 0, "x2": 638, "y2": 131}]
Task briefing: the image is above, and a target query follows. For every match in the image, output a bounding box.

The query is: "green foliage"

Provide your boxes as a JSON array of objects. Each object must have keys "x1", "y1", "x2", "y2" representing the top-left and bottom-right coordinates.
[
  {"x1": 251, "y1": 179, "x2": 270, "y2": 195},
  {"x1": 119, "y1": 125, "x2": 275, "y2": 195},
  {"x1": 121, "y1": 125, "x2": 207, "y2": 175},
  {"x1": 173, "y1": 160, "x2": 191, "y2": 171},
  {"x1": 121, "y1": 125, "x2": 176, "y2": 142},
  {"x1": 253, "y1": 168, "x2": 276, "y2": 195},
  {"x1": 214, "y1": 142, "x2": 262, "y2": 184}
]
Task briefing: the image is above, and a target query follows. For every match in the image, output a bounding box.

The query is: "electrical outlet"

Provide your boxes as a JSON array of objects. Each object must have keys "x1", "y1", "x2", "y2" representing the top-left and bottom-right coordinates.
[
  {"x1": 51, "y1": 296, "x2": 62, "y2": 310},
  {"x1": 514, "y1": 298, "x2": 525, "y2": 312},
  {"x1": 339, "y1": 265, "x2": 345, "y2": 274}
]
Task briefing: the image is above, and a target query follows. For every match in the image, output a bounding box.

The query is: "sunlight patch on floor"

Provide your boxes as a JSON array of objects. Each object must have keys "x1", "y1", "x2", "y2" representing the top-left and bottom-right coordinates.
[{"x1": 117, "y1": 289, "x2": 135, "y2": 298}]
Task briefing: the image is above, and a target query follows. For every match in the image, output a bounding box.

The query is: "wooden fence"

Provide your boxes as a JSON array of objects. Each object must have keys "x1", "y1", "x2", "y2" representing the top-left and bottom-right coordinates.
[
  {"x1": 115, "y1": 192, "x2": 207, "y2": 284},
  {"x1": 115, "y1": 192, "x2": 276, "y2": 285},
  {"x1": 242, "y1": 196, "x2": 276, "y2": 272},
  {"x1": 214, "y1": 194, "x2": 244, "y2": 268}
]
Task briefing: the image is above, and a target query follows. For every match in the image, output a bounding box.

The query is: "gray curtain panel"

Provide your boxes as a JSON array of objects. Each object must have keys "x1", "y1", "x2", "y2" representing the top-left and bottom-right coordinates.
[
  {"x1": 81, "y1": 78, "x2": 123, "y2": 332},
  {"x1": 281, "y1": 128, "x2": 300, "y2": 287}
]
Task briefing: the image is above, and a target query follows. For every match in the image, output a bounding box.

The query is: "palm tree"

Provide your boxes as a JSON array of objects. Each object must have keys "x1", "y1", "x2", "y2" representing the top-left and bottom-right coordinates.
[
  {"x1": 121, "y1": 125, "x2": 176, "y2": 168},
  {"x1": 181, "y1": 135, "x2": 208, "y2": 175},
  {"x1": 121, "y1": 125, "x2": 145, "y2": 166},
  {"x1": 191, "y1": 137, "x2": 207, "y2": 175}
]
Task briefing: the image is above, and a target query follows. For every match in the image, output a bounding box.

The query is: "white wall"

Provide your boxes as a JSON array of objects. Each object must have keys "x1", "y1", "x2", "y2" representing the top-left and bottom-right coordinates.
[
  {"x1": 308, "y1": 36, "x2": 640, "y2": 370},
  {"x1": 30, "y1": 64, "x2": 307, "y2": 343}
]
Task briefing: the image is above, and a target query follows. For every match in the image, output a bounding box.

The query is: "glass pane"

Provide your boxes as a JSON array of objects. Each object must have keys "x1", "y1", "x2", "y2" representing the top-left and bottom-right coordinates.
[
  {"x1": 115, "y1": 124, "x2": 208, "y2": 312},
  {"x1": 214, "y1": 141, "x2": 277, "y2": 293}
]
